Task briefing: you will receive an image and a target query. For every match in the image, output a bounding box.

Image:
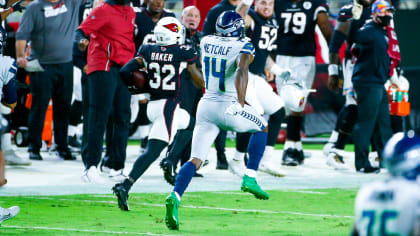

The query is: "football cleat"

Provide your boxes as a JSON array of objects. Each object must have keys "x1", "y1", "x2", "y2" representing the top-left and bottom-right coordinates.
[
  {"x1": 112, "y1": 183, "x2": 129, "y2": 211},
  {"x1": 82, "y1": 166, "x2": 106, "y2": 184},
  {"x1": 0, "y1": 206, "x2": 20, "y2": 224},
  {"x1": 109, "y1": 169, "x2": 127, "y2": 182},
  {"x1": 282, "y1": 148, "x2": 299, "y2": 166},
  {"x1": 160, "y1": 158, "x2": 177, "y2": 186},
  {"x1": 228, "y1": 158, "x2": 245, "y2": 177},
  {"x1": 165, "y1": 192, "x2": 180, "y2": 230},
  {"x1": 5, "y1": 150, "x2": 31, "y2": 166},
  {"x1": 326, "y1": 149, "x2": 347, "y2": 170},
  {"x1": 323, "y1": 142, "x2": 334, "y2": 157},
  {"x1": 241, "y1": 175, "x2": 269, "y2": 200},
  {"x1": 259, "y1": 149, "x2": 286, "y2": 177}
]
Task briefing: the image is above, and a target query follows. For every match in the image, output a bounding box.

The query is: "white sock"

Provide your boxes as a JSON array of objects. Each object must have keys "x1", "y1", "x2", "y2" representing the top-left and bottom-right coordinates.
[
  {"x1": 264, "y1": 145, "x2": 274, "y2": 154},
  {"x1": 245, "y1": 168, "x2": 257, "y2": 178},
  {"x1": 284, "y1": 140, "x2": 295, "y2": 150},
  {"x1": 233, "y1": 150, "x2": 245, "y2": 161},
  {"x1": 174, "y1": 191, "x2": 181, "y2": 202},
  {"x1": 328, "y1": 130, "x2": 338, "y2": 143},
  {"x1": 295, "y1": 141, "x2": 303, "y2": 151},
  {"x1": 68, "y1": 125, "x2": 78, "y2": 137},
  {"x1": 1, "y1": 133, "x2": 13, "y2": 152}
]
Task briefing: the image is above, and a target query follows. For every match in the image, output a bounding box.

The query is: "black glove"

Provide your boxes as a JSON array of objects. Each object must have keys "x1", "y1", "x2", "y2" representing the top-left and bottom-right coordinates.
[{"x1": 11, "y1": 0, "x2": 24, "y2": 12}]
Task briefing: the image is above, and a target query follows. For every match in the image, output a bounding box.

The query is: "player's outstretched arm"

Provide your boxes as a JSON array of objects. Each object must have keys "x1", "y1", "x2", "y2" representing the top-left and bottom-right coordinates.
[
  {"x1": 236, "y1": 0, "x2": 253, "y2": 27},
  {"x1": 235, "y1": 53, "x2": 254, "y2": 106},
  {"x1": 317, "y1": 12, "x2": 333, "y2": 44},
  {"x1": 187, "y1": 63, "x2": 205, "y2": 89},
  {"x1": 327, "y1": 20, "x2": 350, "y2": 93}
]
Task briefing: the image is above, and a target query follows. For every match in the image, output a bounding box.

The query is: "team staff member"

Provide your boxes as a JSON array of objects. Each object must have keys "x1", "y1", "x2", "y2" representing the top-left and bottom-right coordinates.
[
  {"x1": 351, "y1": 0, "x2": 395, "y2": 173},
  {"x1": 16, "y1": 0, "x2": 83, "y2": 161},
  {"x1": 76, "y1": 0, "x2": 135, "y2": 183}
]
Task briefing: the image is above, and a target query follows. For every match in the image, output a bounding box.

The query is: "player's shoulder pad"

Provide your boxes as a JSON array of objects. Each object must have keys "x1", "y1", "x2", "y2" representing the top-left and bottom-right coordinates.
[
  {"x1": 133, "y1": 6, "x2": 142, "y2": 13},
  {"x1": 337, "y1": 4, "x2": 353, "y2": 21}
]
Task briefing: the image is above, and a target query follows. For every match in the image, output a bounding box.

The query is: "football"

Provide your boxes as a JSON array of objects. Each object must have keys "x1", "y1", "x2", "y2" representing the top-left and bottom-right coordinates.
[{"x1": 132, "y1": 70, "x2": 149, "y2": 92}]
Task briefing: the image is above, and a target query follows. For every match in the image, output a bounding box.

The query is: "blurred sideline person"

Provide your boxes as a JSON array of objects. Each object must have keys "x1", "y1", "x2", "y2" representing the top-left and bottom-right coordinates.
[
  {"x1": 165, "y1": 11, "x2": 270, "y2": 230},
  {"x1": 112, "y1": 17, "x2": 204, "y2": 211},
  {"x1": 323, "y1": 0, "x2": 374, "y2": 170},
  {"x1": 76, "y1": 0, "x2": 135, "y2": 183},
  {"x1": 274, "y1": 0, "x2": 332, "y2": 166},
  {"x1": 353, "y1": 131, "x2": 420, "y2": 235},
  {"x1": 0, "y1": 19, "x2": 19, "y2": 186},
  {"x1": 230, "y1": 0, "x2": 289, "y2": 177},
  {"x1": 16, "y1": 0, "x2": 83, "y2": 161},
  {"x1": 159, "y1": 5, "x2": 205, "y2": 185},
  {"x1": 1, "y1": 0, "x2": 30, "y2": 166},
  {"x1": 351, "y1": 0, "x2": 396, "y2": 173}
]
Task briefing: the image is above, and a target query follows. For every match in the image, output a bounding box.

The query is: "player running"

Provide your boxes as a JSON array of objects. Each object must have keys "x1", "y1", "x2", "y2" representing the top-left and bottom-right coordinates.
[
  {"x1": 165, "y1": 11, "x2": 270, "y2": 230},
  {"x1": 112, "y1": 17, "x2": 204, "y2": 211}
]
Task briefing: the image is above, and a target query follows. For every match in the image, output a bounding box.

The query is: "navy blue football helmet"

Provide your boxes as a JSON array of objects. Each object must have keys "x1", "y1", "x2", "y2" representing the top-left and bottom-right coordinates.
[
  {"x1": 383, "y1": 131, "x2": 420, "y2": 180},
  {"x1": 216, "y1": 10, "x2": 245, "y2": 38}
]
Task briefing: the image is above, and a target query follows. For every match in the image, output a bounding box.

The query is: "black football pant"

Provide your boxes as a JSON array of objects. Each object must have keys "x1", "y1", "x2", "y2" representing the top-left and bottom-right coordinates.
[
  {"x1": 28, "y1": 62, "x2": 73, "y2": 152},
  {"x1": 353, "y1": 86, "x2": 392, "y2": 171},
  {"x1": 84, "y1": 67, "x2": 131, "y2": 170}
]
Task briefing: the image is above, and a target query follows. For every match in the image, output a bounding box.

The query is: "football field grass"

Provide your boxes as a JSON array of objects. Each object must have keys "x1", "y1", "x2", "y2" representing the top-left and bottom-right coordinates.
[{"x1": 1, "y1": 188, "x2": 356, "y2": 235}]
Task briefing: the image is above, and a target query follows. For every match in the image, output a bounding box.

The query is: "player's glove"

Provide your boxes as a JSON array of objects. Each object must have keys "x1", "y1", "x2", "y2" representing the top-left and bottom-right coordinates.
[
  {"x1": 270, "y1": 64, "x2": 292, "y2": 81},
  {"x1": 11, "y1": 0, "x2": 24, "y2": 12},
  {"x1": 352, "y1": 0, "x2": 363, "y2": 20},
  {"x1": 225, "y1": 102, "x2": 244, "y2": 116}
]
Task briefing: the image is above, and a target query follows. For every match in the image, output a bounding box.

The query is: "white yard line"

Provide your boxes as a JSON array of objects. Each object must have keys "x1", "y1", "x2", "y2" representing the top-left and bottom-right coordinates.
[
  {"x1": 1, "y1": 225, "x2": 175, "y2": 236},
  {"x1": 24, "y1": 196, "x2": 353, "y2": 219}
]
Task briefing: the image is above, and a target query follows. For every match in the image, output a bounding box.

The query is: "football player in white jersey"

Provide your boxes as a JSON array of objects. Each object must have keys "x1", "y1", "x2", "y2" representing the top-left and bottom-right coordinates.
[
  {"x1": 164, "y1": 11, "x2": 270, "y2": 230},
  {"x1": 353, "y1": 131, "x2": 420, "y2": 236}
]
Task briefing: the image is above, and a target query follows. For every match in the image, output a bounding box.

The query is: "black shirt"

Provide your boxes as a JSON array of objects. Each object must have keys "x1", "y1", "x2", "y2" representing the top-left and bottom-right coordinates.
[
  {"x1": 352, "y1": 21, "x2": 390, "y2": 87},
  {"x1": 202, "y1": 0, "x2": 236, "y2": 36},
  {"x1": 246, "y1": 9, "x2": 278, "y2": 76},
  {"x1": 138, "y1": 44, "x2": 199, "y2": 100},
  {"x1": 134, "y1": 7, "x2": 175, "y2": 50},
  {"x1": 275, "y1": 0, "x2": 329, "y2": 57},
  {"x1": 336, "y1": 3, "x2": 372, "y2": 59}
]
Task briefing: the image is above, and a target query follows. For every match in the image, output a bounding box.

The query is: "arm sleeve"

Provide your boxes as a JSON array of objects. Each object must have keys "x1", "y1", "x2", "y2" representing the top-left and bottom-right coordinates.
[
  {"x1": 2, "y1": 79, "x2": 17, "y2": 104},
  {"x1": 15, "y1": 4, "x2": 35, "y2": 40},
  {"x1": 337, "y1": 5, "x2": 353, "y2": 22},
  {"x1": 183, "y1": 48, "x2": 199, "y2": 65},
  {"x1": 78, "y1": 5, "x2": 107, "y2": 36},
  {"x1": 240, "y1": 42, "x2": 255, "y2": 56}
]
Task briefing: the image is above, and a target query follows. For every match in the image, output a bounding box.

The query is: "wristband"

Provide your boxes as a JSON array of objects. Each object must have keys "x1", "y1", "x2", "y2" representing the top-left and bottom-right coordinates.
[
  {"x1": 242, "y1": 0, "x2": 253, "y2": 6},
  {"x1": 328, "y1": 64, "x2": 339, "y2": 76}
]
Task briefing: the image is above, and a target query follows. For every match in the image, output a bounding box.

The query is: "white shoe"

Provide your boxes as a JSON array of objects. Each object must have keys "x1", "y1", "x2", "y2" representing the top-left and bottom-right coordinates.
[
  {"x1": 259, "y1": 162, "x2": 286, "y2": 177},
  {"x1": 369, "y1": 151, "x2": 380, "y2": 168},
  {"x1": 0, "y1": 206, "x2": 20, "y2": 224},
  {"x1": 5, "y1": 150, "x2": 31, "y2": 166},
  {"x1": 81, "y1": 166, "x2": 106, "y2": 183},
  {"x1": 326, "y1": 149, "x2": 347, "y2": 170},
  {"x1": 109, "y1": 169, "x2": 127, "y2": 182},
  {"x1": 323, "y1": 142, "x2": 334, "y2": 157},
  {"x1": 229, "y1": 158, "x2": 245, "y2": 177}
]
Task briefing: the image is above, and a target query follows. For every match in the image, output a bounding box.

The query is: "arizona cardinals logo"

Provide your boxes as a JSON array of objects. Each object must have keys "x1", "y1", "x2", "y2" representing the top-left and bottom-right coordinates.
[
  {"x1": 164, "y1": 23, "x2": 179, "y2": 33},
  {"x1": 299, "y1": 97, "x2": 305, "y2": 107}
]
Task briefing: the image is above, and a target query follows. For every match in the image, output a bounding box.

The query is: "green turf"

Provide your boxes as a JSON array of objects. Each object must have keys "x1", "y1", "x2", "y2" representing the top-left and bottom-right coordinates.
[{"x1": 0, "y1": 189, "x2": 356, "y2": 235}]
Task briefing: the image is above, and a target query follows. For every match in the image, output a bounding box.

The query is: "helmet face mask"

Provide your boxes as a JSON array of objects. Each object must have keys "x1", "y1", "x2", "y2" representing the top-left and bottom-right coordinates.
[
  {"x1": 154, "y1": 17, "x2": 185, "y2": 46},
  {"x1": 383, "y1": 131, "x2": 420, "y2": 180},
  {"x1": 215, "y1": 10, "x2": 245, "y2": 38}
]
